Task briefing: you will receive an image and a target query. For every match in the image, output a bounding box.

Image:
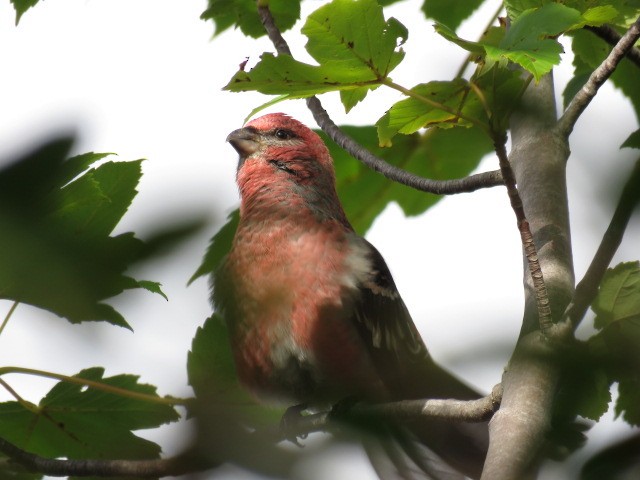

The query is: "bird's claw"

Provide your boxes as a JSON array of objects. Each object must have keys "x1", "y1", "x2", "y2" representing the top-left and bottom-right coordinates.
[
  {"x1": 280, "y1": 403, "x2": 308, "y2": 447},
  {"x1": 329, "y1": 395, "x2": 360, "y2": 421}
]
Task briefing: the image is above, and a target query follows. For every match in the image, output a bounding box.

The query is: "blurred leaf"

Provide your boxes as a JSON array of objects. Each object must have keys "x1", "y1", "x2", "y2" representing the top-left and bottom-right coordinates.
[
  {"x1": 592, "y1": 262, "x2": 640, "y2": 330},
  {"x1": 188, "y1": 314, "x2": 241, "y2": 399},
  {"x1": 201, "y1": 0, "x2": 300, "y2": 38},
  {"x1": 320, "y1": 125, "x2": 493, "y2": 234},
  {"x1": 590, "y1": 262, "x2": 640, "y2": 426},
  {"x1": 581, "y1": 432, "x2": 640, "y2": 480},
  {"x1": 225, "y1": 0, "x2": 407, "y2": 108},
  {"x1": 0, "y1": 368, "x2": 178, "y2": 460},
  {"x1": 616, "y1": 375, "x2": 640, "y2": 425},
  {"x1": 0, "y1": 457, "x2": 42, "y2": 480},
  {"x1": 622, "y1": 129, "x2": 640, "y2": 149},
  {"x1": 0, "y1": 136, "x2": 167, "y2": 327},
  {"x1": 421, "y1": 0, "x2": 486, "y2": 30},
  {"x1": 190, "y1": 210, "x2": 239, "y2": 284},
  {"x1": 10, "y1": 0, "x2": 39, "y2": 25},
  {"x1": 187, "y1": 315, "x2": 281, "y2": 426}
]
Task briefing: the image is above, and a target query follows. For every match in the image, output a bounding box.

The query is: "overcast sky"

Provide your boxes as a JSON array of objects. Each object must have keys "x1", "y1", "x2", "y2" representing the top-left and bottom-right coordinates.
[{"x1": 1, "y1": 1, "x2": 638, "y2": 479}]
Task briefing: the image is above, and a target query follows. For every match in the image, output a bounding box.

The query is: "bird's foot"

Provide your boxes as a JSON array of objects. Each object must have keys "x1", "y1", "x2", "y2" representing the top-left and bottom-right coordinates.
[
  {"x1": 329, "y1": 395, "x2": 360, "y2": 421},
  {"x1": 280, "y1": 403, "x2": 308, "y2": 447}
]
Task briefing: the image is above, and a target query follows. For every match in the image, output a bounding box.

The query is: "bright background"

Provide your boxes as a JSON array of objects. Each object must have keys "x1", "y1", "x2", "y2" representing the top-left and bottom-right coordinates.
[{"x1": 0, "y1": 1, "x2": 638, "y2": 478}]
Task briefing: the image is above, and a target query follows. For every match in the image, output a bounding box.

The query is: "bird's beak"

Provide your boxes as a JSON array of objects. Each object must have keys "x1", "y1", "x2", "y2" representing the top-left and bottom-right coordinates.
[{"x1": 226, "y1": 127, "x2": 260, "y2": 166}]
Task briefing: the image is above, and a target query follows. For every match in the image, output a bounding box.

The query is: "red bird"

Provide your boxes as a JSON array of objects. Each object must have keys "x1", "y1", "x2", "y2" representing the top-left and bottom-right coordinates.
[{"x1": 213, "y1": 113, "x2": 487, "y2": 479}]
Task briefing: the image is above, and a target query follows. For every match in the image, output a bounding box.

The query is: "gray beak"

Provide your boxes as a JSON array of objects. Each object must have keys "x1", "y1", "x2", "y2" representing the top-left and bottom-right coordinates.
[{"x1": 226, "y1": 127, "x2": 260, "y2": 163}]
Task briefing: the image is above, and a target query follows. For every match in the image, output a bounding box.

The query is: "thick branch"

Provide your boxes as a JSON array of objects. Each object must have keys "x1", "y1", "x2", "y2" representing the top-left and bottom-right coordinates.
[
  {"x1": 563, "y1": 158, "x2": 640, "y2": 328},
  {"x1": 558, "y1": 15, "x2": 640, "y2": 137},
  {"x1": 586, "y1": 24, "x2": 640, "y2": 69},
  {"x1": 257, "y1": 4, "x2": 504, "y2": 195},
  {"x1": 483, "y1": 74, "x2": 574, "y2": 480}
]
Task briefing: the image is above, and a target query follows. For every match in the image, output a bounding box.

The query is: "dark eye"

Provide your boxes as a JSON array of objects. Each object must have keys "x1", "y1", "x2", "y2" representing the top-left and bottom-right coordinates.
[{"x1": 275, "y1": 129, "x2": 292, "y2": 140}]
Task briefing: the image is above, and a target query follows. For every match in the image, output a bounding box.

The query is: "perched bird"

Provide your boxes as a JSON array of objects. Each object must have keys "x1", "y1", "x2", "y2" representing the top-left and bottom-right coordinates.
[{"x1": 213, "y1": 113, "x2": 488, "y2": 479}]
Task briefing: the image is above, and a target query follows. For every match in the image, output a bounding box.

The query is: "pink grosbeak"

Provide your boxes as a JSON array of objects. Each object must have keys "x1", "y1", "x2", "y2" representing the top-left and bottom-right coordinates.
[{"x1": 213, "y1": 113, "x2": 487, "y2": 478}]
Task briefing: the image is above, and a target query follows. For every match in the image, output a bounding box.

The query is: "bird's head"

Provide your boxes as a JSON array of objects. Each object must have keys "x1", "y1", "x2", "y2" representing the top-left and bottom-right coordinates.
[{"x1": 227, "y1": 113, "x2": 345, "y2": 220}]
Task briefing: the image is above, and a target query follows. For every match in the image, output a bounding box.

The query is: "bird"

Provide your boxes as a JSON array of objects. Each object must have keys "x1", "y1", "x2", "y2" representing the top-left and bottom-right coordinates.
[{"x1": 212, "y1": 112, "x2": 488, "y2": 479}]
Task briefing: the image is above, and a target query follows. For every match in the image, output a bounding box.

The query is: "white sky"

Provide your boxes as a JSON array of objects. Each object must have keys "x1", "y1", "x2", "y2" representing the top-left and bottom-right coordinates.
[{"x1": 1, "y1": 1, "x2": 638, "y2": 479}]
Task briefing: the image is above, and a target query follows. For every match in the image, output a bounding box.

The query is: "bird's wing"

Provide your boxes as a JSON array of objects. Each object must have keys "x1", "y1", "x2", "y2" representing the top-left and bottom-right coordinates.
[
  {"x1": 349, "y1": 238, "x2": 433, "y2": 397},
  {"x1": 349, "y1": 237, "x2": 480, "y2": 401}
]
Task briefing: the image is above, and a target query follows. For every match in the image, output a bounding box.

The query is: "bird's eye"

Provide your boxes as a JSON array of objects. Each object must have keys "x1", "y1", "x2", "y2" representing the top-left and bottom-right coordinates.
[{"x1": 274, "y1": 129, "x2": 292, "y2": 140}]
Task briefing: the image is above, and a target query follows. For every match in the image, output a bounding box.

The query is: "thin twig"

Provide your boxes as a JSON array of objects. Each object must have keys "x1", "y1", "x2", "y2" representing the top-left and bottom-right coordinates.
[
  {"x1": 454, "y1": 2, "x2": 505, "y2": 78},
  {"x1": 563, "y1": 158, "x2": 640, "y2": 328},
  {"x1": 585, "y1": 24, "x2": 640, "y2": 69},
  {"x1": 494, "y1": 137, "x2": 553, "y2": 332},
  {"x1": 257, "y1": 4, "x2": 505, "y2": 195},
  {"x1": 558, "y1": 15, "x2": 640, "y2": 137},
  {"x1": 0, "y1": 438, "x2": 205, "y2": 478}
]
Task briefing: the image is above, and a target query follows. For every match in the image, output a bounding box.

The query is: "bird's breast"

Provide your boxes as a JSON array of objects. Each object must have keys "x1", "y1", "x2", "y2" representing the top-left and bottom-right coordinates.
[{"x1": 220, "y1": 220, "x2": 381, "y2": 402}]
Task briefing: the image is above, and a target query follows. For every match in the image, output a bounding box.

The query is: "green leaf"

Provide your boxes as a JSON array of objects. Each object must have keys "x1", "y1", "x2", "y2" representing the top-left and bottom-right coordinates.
[
  {"x1": 0, "y1": 136, "x2": 164, "y2": 327},
  {"x1": 224, "y1": 53, "x2": 378, "y2": 97},
  {"x1": 616, "y1": 375, "x2": 640, "y2": 425},
  {"x1": 421, "y1": 0, "x2": 486, "y2": 30},
  {"x1": 136, "y1": 280, "x2": 168, "y2": 300},
  {"x1": 187, "y1": 315, "x2": 281, "y2": 426},
  {"x1": 622, "y1": 129, "x2": 640, "y2": 149},
  {"x1": 10, "y1": 0, "x2": 39, "y2": 25},
  {"x1": 52, "y1": 160, "x2": 143, "y2": 239},
  {"x1": 321, "y1": 125, "x2": 493, "y2": 234},
  {"x1": 225, "y1": 0, "x2": 407, "y2": 106},
  {"x1": 493, "y1": 4, "x2": 582, "y2": 80},
  {"x1": 0, "y1": 368, "x2": 179, "y2": 460},
  {"x1": 201, "y1": 0, "x2": 301, "y2": 38},
  {"x1": 439, "y1": 3, "x2": 607, "y2": 81},
  {"x1": 376, "y1": 80, "x2": 483, "y2": 147},
  {"x1": 303, "y1": 0, "x2": 407, "y2": 78},
  {"x1": 188, "y1": 314, "x2": 240, "y2": 399},
  {"x1": 592, "y1": 262, "x2": 640, "y2": 330},
  {"x1": 190, "y1": 210, "x2": 239, "y2": 285},
  {"x1": 340, "y1": 85, "x2": 379, "y2": 113}
]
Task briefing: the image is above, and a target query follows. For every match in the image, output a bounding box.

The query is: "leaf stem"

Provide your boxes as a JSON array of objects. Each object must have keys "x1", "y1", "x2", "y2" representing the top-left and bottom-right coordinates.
[
  {"x1": 0, "y1": 366, "x2": 191, "y2": 407},
  {"x1": 454, "y1": 1, "x2": 505, "y2": 79},
  {"x1": 0, "y1": 378, "x2": 40, "y2": 414},
  {"x1": 0, "y1": 302, "x2": 19, "y2": 337},
  {"x1": 382, "y1": 78, "x2": 491, "y2": 134}
]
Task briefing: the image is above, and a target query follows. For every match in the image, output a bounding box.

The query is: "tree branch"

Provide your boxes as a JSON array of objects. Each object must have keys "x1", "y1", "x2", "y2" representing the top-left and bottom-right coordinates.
[
  {"x1": 558, "y1": 15, "x2": 640, "y2": 137},
  {"x1": 493, "y1": 136, "x2": 553, "y2": 333},
  {"x1": 585, "y1": 24, "x2": 640, "y2": 69},
  {"x1": 0, "y1": 438, "x2": 207, "y2": 478},
  {"x1": 0, "y1": 389, "x2": 502, "y2": 478},
  {"x1": 482, "y1": 73, "x2": 575, "y2": 480},
  {"x1": 563, "y1": 158, "x2": 640, "y2": 328},
  {"x1": 257, "y1": 4, "x2": 504, "y2": 195}
]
